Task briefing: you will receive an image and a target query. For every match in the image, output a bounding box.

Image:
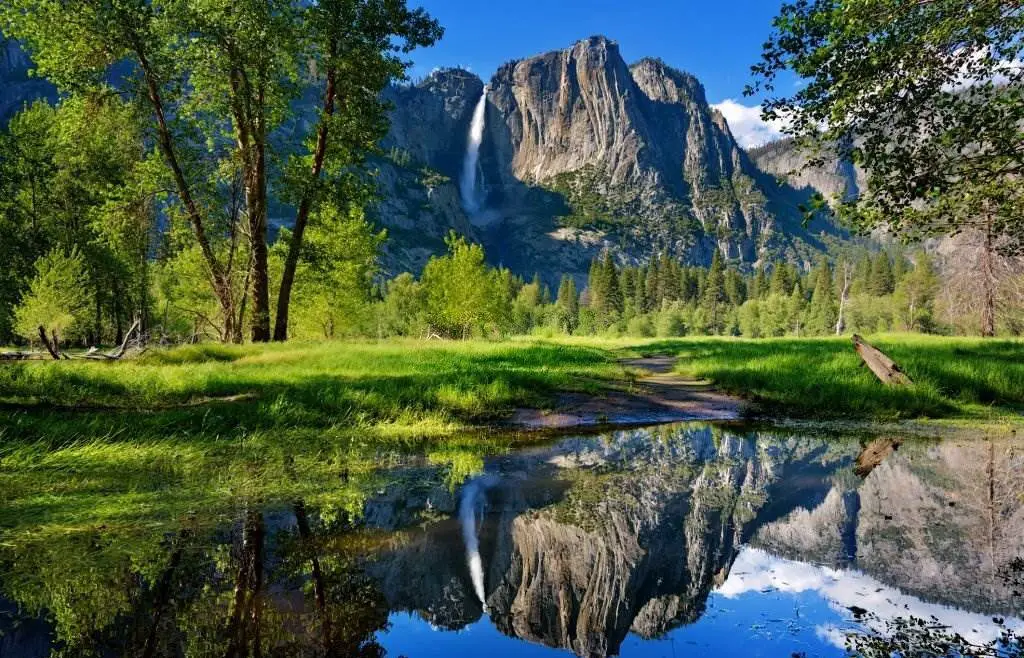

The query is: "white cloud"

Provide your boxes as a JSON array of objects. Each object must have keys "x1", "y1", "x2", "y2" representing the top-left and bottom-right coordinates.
[
  {"x1": 711, "y1": 99, "x2": 788, "y2": 149},
  {"x1": 718, "y1": 548, "x2": 1024, "y2": 650}
]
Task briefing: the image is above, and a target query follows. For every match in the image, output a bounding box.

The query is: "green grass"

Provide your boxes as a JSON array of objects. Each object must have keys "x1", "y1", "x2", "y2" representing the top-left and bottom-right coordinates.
[
  {"x1": 629, "y1": 334, "x2": 1024, "y2": 421},
  {"x1": 0, "y1": 339, "x2": 623, "y2": 442}
]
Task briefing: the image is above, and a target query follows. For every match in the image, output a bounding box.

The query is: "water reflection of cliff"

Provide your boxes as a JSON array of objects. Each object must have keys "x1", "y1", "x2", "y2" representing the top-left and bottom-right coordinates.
[
  {"x1": 369, "y1": 426, "x2": 855, "y2": 656},
  {"x1": 0, "y1": 424, "x2": 1021, "y2": 657},
  {"x1": 753, "y1": 436, "x2": 1024, "y2": 616}
]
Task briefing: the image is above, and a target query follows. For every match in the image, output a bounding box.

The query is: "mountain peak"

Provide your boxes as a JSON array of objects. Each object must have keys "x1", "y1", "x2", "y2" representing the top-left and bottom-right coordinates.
[{"x1": 630, "y1": 57, "x2": 706, "y2": 105}]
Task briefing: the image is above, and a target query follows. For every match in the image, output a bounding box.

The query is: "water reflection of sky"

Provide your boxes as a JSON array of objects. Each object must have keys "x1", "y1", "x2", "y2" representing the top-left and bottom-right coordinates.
[{"x1": 376, "y1": 546, "x2": 1024, "y2": 657}]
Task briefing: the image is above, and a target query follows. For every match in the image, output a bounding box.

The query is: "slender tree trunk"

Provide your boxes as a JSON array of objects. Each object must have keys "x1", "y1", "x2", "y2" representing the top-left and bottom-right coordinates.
[
  {"x1": 247, "y1": 142, "x2": 271, "y2": 343},
  {"x1": 225, "y1": 509, "x2": 264, "y2": 658},
  {"x1": 273, "y1": 64, "x2": 337, "y2": 342},
  {"x1": 836, "y1": 263, "x2": 851, "y2": 335},
  {"x1": 981, "y1": 212, "x2": 996, "y2": 338},
  {"x1": 37, "y1": 326, "x2": 59, "y2": 360},
  {"x1": 294, "y1": 501, "x2": 333, "y2": 652},
  {"x1": 142, "y1": 537, "x2": 187, "y2": 658},
  {"x1": 133, "y1": 41, "x2": 235, "y2": 339}
]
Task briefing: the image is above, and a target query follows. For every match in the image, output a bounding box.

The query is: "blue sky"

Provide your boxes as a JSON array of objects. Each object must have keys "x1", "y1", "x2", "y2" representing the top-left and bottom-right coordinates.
[{"x1": 407, "y1": 0, "x2": 795, "y2": 147}]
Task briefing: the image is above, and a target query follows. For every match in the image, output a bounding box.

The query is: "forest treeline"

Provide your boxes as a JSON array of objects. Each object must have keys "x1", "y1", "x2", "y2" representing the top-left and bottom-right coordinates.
[{"x1": 372, "y1": 235, "x2": 1022, "y2": 340}]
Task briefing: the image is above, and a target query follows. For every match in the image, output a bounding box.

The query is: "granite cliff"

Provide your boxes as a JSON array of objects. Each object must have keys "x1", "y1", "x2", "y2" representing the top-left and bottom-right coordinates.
[
  {"x1": 0, "y1": 38, "x2": 55, "y2": 124},
  {"x1": 375, "y1": 36, "x2": 845, "y2": 281}
]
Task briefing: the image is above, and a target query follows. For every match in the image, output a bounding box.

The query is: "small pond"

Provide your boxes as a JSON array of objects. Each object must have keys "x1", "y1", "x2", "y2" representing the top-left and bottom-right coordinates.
[{"x1": 1, "y1": 422, "x2": 1022, "y2": 657}]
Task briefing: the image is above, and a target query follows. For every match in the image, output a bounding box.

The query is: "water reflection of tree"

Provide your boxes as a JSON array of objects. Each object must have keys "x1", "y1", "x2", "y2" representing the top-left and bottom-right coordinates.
[
  {"x1": 0, "y1": 500, "x2": 393, "y2": 657},
  {"x1": 845, "y1": 612, "x2": 1023, "y2": 658},
  {"x1": 946, "y1": 438, "x2": 1024, "y2": 607}
]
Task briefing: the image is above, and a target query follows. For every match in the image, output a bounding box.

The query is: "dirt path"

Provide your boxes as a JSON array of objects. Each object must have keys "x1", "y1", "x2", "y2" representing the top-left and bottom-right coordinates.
[{"x1": 509, "y1": 355, "x2": 744, "y2": 430}]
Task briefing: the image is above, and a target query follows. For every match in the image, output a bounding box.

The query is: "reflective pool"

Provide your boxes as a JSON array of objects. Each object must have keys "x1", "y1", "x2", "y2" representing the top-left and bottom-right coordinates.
[{"x1": 1, "y1": 423, "x2": 1021, "y2": 657}]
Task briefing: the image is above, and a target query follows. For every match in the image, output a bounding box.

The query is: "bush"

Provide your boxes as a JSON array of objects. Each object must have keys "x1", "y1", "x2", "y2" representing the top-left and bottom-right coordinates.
[
  {"x1": 626, "y1": 315, "x2": 655, "y2": 337},
  {"x1": 656, "y1": 309, "x2": 686, "y2": 337}
]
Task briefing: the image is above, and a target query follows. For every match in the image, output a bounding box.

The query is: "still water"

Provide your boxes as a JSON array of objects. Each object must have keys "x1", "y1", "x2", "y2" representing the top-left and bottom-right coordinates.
[{"x1": 1, "y1": 423, "x2": 1022, "y2": 657}]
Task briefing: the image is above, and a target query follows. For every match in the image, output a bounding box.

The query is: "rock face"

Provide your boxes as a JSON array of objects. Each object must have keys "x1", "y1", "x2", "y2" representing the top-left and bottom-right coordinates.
[
  {"x1": 752, "y1": 437, "x2": 1024, "y2": 617},
  {"x1": 0, "y1": 34, "x2": 847, "y2": 281},
  {"x1": 748, "y1": 137, "x2": 865, "y2": 205},
  {"x1": 0, "y1": 38, "x2": 55, "y2": 124},
  {"x1": 375, "y1": 36, "x2": 843, "y2": 282}
]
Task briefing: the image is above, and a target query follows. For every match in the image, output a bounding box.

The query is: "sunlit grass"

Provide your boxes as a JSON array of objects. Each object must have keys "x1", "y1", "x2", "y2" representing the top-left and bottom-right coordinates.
[
  {"x1": 629, "y1": 334, "x2": 1024, "y2": 420},
  {"x1": 0, "y1": 338, "x2": 624, "y2": 442}
]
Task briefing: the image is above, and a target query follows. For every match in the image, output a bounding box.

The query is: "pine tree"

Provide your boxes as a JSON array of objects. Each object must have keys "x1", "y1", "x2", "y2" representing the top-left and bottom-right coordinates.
[
  {"x1": 768, "y1": 264, "x2": 791, "y2": 297},
  {"x1": 868, "y1": 252, "x2": 895, "y2": 295},
  {"x1": 806, "y1": 262, "x2": 837, "y2": 335},
  {"x1": 587, "y1": 256, "x2": 605, "y2": 313},
  {"x1": 680, "y1": 268, "x2": 699, "y2": 304},
  {"x1": 603, "y1": 250, "x2": 623, "y2": 316},
  {"x1": 555, "y1": 275, "x2": 579, "y2": 333},
  {"x1": 851, "y1": 253, "x2": 873, "y2": 294},
  {"x1": 645, "y1": 260, "x2": 660, "y2": 311},
  {"x1": 699, "y1": 250, "x2": 728, "y2": 334},
  {"x1": 661, "y1": 254, "x2": 679, "y2": 303},
  {"x1": 749, "y1": 267, "x2": 767, "y2": 300},
  {"x1": 786, "y1": 281, "x2": 806, "y2": 335},
  {"x1": 724, "y1": 268, "x2": 746, "y2": 306},
  {"x1": 631, "y1": 269, "x2": 643, "y2": 316},
  {"x1": 620, "y1": 267, "x2": 636, "y2": 317}
]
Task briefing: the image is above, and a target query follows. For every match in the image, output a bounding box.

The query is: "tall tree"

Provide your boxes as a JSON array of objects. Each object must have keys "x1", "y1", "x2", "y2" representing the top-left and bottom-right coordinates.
[
  {"x1": 699, "y1": 250, "x2": 727, "y2": 334},
  {"x1": 806, "y1": 262, "x2": 837, "y2": 335},
  {"x1": 868, "y1": 252, "x2": 895, "y2": 296},
  {"x1": 555, "y1": 275, "x2": 579, "y2": 333},
  {"x1": 272, "y1": 0, "x2": 441, "y2": 341},
  {"x1": 752, "y1": 0, "x2": 1024, "y2": 335},
  {"x1": 2, "y1": 0, "x2": 440, "y2": 343}
]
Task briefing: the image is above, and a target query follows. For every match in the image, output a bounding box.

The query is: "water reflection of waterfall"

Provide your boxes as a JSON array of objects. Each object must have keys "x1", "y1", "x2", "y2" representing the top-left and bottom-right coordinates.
[
  {"x1": 459, "y1": 475, "x2": 495, "y2": 608},
  {"x1": 460, "y1": 88, "x2": 488, "y2": 214}
]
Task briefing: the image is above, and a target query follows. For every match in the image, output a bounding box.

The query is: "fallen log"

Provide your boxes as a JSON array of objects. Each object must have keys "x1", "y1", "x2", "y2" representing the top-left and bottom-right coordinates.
[
  {"x1": 1, "y1": 320, "x2": 146, "y2": 364},
  {"x1": 851, "y1": 334, "x2": 913, "y2": 386}
]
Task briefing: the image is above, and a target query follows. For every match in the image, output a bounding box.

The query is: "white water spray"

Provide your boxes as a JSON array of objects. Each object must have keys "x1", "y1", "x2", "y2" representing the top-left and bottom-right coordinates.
[
  {"x1": 460, "y1": 88, "x2": 488, "y2": 214},
  {"x1": 459, "y1": 475, "x2": 494, "y2": 608}
]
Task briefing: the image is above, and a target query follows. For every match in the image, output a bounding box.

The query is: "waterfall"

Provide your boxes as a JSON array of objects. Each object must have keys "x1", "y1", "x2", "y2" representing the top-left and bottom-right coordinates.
[
  {"x1": 460, "y1": 88, "x2": 488, "y2": 214},
  {"x1": 459, "y1": 475, "x2": 494, "y2": 608}
]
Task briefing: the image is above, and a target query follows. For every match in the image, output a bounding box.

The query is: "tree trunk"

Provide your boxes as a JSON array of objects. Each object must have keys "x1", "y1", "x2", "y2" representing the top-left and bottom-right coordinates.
[
  {"x1": 852, "y1": 334, "x2": 913, "y2": 386},
  {"x1": 247, "y1": 143, "x2": 271, "y2": 343},
  {"x1": 835, "y1": 263, "x2": 851, "y2": 335},
  {"x1": 273, "y1": 63, "x2": 337, "y2": 342},
  {"x1": 981, "y1": 213, "x2": 996, "y2": 338},
  {"x1": 37, "y1": 326, "x2": 60, "y2": 360},
  {"x1": 294, "y1": 500, "x2": 333, "y2": 652}
]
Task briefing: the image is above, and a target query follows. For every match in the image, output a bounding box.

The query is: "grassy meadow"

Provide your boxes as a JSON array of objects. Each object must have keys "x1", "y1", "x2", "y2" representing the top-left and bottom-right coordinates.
[
  {"x1": 2, "y1": 335, "x2": 1023, "y2": 436},
  {"x1": 642, "y1": 334, "x2": 1024, "y2": 421}
]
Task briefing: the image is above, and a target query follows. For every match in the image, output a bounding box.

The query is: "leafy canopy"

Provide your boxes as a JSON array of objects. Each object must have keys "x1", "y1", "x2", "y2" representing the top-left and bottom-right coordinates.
[{"x1": 751, "y1": 0, "x2": 1024, "y2": 248}]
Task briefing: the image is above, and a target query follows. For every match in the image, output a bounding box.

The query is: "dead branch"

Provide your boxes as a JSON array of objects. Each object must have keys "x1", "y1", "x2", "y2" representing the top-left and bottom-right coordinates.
[{"x1": 82, "y1": 319, "x2": 143, "y2": 360}]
